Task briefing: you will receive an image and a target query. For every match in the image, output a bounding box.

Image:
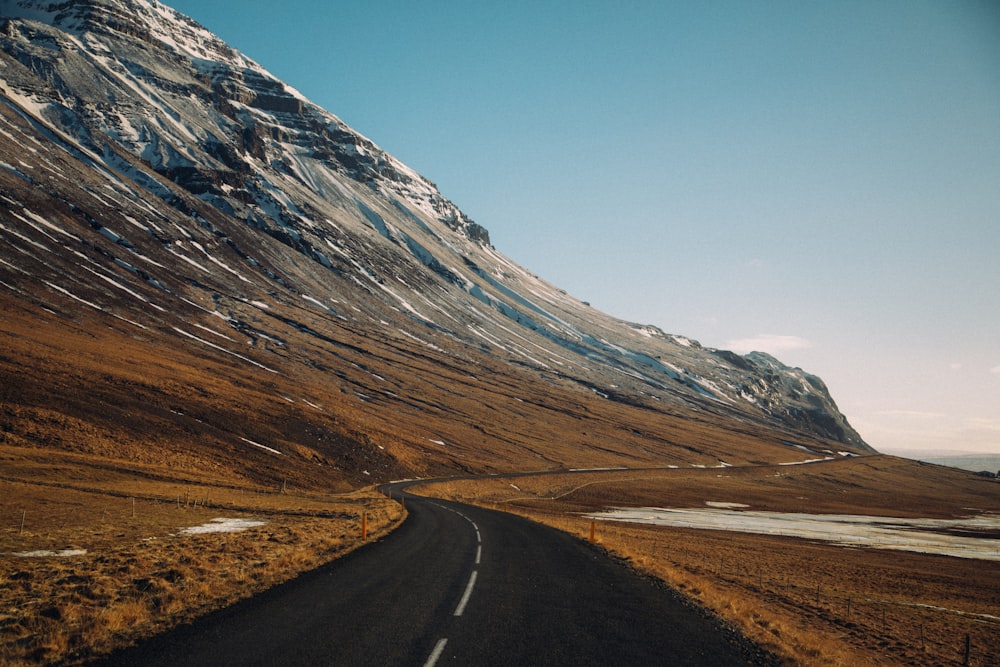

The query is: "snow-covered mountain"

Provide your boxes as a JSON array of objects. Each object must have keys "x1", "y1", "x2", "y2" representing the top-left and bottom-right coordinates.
[{"x1": 0, "y1": 0, "x2": 870, "y2": 484}]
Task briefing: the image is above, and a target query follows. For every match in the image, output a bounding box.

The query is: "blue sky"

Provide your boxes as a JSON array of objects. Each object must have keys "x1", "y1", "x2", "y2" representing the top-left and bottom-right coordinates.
[{"x1": 167, "y1": 1, "x2": 1000, "y2": 455}]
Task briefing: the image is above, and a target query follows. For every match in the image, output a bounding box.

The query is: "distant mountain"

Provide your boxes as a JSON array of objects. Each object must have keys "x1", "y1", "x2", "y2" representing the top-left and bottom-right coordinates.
[{"x1": 0, "y1": 0, "x2": 871, "y2": 488}]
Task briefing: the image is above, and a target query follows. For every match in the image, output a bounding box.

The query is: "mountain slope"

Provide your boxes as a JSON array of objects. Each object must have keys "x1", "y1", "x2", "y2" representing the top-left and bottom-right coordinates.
[{"x1": 0, "y1": 0, "x2": 871, "y2": 489}]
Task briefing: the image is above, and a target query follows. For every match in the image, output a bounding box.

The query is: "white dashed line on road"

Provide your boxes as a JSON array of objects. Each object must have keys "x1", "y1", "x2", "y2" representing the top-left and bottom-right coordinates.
[
  {"x1": 454, "y1": 569, "x2": 478, "y2": 617},
  {"x1": 424, "y1": 503, "x2": 483, "y2": 665},
  {"x1": 424, "y1": 637, "x2": 448, "y2": 667}
]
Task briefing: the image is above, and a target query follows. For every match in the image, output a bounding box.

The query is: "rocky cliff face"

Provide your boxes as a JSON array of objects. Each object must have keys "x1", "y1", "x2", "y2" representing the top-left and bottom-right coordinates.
[{"x1": 0, "y1": 0, "x2": 871, "y2": 482}]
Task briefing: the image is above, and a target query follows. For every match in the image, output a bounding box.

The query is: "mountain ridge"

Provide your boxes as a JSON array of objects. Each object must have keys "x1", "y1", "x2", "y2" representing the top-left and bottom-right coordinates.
[{"x1": 0, "y1": 0, "x2": 871, "y2": 489}]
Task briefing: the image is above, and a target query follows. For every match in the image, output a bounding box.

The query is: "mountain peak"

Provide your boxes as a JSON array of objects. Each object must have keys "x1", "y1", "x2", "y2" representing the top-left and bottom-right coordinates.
[
  {"x1": 3, "y1": 0, "x2": 491, "y2": 245},
  {"x1": 7, "y1": 0, "x2": 232, "y2": 61}
]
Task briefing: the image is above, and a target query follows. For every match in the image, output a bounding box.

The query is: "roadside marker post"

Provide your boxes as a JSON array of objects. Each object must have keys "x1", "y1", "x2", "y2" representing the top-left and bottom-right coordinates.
[
  {"x1": 362, "y1": 512, "x2": 368, "y2": 541},
  {"x1": 589, "y1": 520, "x2": 595, "y2": 544}
]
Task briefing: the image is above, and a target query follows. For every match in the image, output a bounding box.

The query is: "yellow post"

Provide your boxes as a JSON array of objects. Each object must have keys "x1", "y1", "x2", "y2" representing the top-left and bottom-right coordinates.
[
  {"x1": 362, "y1": 512, "x2": 368, "y2": 541},
  {"x1": 589, "y1": 520, "x2": 595, "y2": 544}
]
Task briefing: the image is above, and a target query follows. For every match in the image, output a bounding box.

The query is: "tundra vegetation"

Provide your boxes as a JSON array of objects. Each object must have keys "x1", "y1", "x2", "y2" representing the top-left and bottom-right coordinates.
[{"x1": 0, "y1": 448, "x2": 402, "y2": 665}]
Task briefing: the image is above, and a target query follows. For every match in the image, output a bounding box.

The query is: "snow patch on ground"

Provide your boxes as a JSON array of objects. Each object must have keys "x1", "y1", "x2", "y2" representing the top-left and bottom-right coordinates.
[
  {"x1": 240, "y1": 437, "x2": 282, "y2": 456},
  {"x1": 180, "y1": 518, "x2": 268, "y2": 535},
  {"x1": 779, "y1": 457, "x2": 836, "y2": 466},
  {"x1": 14, "y1": 549, "x2": 87, "y2": 558},
  {"x1": 172, "y1": 326, "x2": 277, "y2": 373}
]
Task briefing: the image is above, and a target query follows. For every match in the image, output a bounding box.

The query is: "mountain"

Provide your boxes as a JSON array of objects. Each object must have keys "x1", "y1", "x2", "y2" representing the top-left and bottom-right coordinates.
[{"x1": 0, "y1": 0, "x2": 871, "y2": 490}]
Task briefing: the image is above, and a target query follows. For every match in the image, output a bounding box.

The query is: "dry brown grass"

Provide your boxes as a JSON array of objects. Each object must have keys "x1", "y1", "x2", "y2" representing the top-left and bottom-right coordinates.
[
  {"x1": 420, "y1": 457, "x2": 1000, "y2": 666},
  {"x1": 0, "y1": 291, "x2": 872, "y2": 493},
  {"x1": 0, "y1": 447, "x2": 404, "y2": 666}
]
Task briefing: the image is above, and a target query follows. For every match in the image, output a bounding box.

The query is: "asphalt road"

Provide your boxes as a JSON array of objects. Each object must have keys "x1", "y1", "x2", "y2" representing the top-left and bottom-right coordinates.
[{"x1": 96, "y1": 485, "x2": 771, "y2": 666}]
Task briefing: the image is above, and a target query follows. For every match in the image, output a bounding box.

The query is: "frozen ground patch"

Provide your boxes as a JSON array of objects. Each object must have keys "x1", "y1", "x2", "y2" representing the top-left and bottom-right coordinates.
[
  {"x1": 586, "y1": 507, "x2": 1000, "y2": 561},
  {"x1": 240, "y1": 437, "x2": 282, "y2": 456},
  {"x1": 180, "y1": 518, "x2": 268, "y2": 534},
  {"x1": 13, "y1": 548, "x2": 87, "y2": 557},
  {"x1": 779, "y1": 457, "x2": 835, "y2": 466}
]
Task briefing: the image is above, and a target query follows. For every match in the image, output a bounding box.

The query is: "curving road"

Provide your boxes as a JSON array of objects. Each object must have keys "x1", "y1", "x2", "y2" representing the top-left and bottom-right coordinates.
[{"x1": 97, "y1": 485, "x2": 772, "y2": 666}]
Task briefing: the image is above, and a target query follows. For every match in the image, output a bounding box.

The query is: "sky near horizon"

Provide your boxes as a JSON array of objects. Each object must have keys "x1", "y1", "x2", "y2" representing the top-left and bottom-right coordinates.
[{"x1": 166, "y1": 1, "x2": 1000, "y2": 455}]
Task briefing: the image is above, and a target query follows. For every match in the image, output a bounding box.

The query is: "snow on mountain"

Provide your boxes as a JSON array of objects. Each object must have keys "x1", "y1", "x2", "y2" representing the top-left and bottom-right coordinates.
[{"x1": 0, "y1": 0, "x2": 871, "y2": 469}]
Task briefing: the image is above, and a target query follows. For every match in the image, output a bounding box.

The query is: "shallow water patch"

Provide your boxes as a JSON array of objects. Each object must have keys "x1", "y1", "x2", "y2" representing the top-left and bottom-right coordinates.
[{"x1": 586, "y1": 507, "x2": 1000, "y2": 561}]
